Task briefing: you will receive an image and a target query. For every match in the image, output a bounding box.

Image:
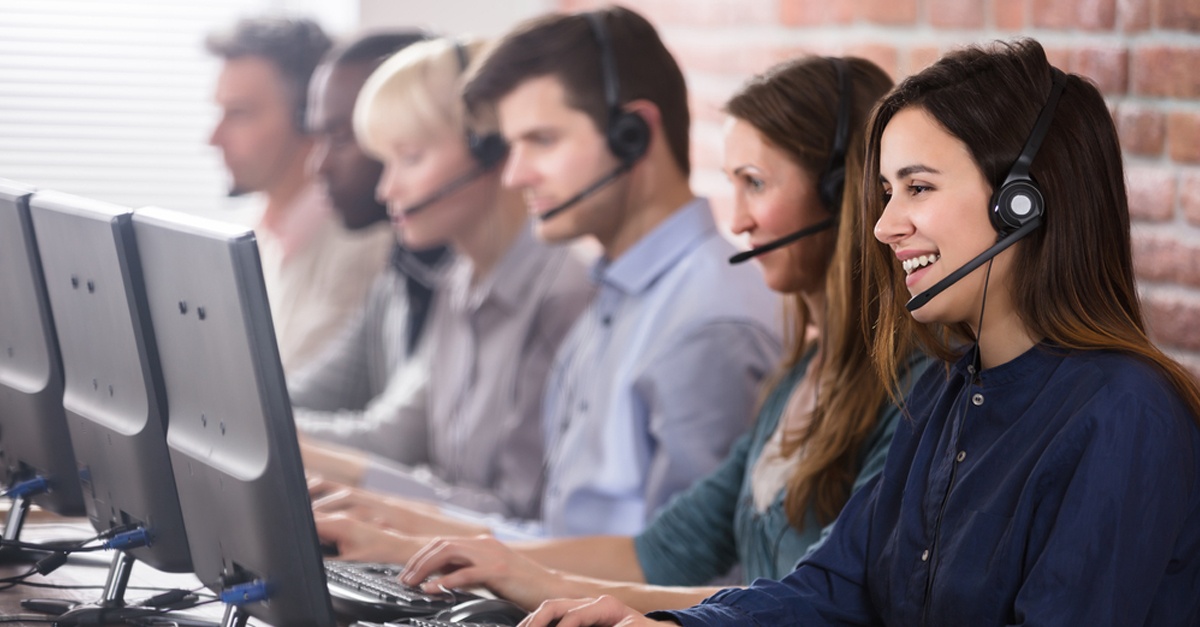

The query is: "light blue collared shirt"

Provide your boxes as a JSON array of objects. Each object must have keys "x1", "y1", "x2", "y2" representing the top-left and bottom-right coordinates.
[{"x1": 538, "y1": 198, "x2": 782, "y2": 537}]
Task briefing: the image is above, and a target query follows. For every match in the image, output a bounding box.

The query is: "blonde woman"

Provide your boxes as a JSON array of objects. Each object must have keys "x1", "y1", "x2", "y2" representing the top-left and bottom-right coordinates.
[{"x1": 298, "y1": 38, "x2": 594, "y2": 522}]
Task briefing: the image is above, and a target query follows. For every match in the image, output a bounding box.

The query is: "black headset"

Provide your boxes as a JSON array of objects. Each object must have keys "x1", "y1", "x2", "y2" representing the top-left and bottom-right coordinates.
[
  {"x1": 453, "y1": 40, "x2": 509, "y2": 170},
  {"x1": 583, "y1": 12, "x2": 651, "y2": 166},
  {"x1": 726, "y1": 57, "x2": 851, "y2": 265},
  {"x1": 987, "y1": 67, "x2": 1067, "y2": 234},
  {"x1": 905, "y1": 67, "x2": 1068, "y2": 311},
  {"x1": 819, "y1": 57, "x2": 853, "y2": 211},
  {"x1": 392, "y1": 41, "x2": 510, "y2": 217}
]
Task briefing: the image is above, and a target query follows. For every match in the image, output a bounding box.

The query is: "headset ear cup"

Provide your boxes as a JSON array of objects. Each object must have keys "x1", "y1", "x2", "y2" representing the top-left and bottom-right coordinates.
[
  {"x1": 818, "y1": 165, "x2": 845, "y2": 211},
  {"x1": 607, "y1": 110, "x2": 650, "y2": 165},
  {"x1": 990, "y1": 179, "x2": 1044, "y2": 233},
  {"x1": 468, "y1": 131, "x2": 510, "y2": 170},
  {"x1": 294, "y1": 100, "x2": 307, "y2": 134}
]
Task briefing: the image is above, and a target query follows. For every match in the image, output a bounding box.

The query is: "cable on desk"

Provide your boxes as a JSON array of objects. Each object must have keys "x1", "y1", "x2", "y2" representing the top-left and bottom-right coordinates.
[
  {"x1": 0, "y1": 557, "x2": 61, "y2": 586},
  {"x1": 16, "y1": 582, "x2": 214, "y2": 596},
  {"x1": 14, "y1": 582, "x2": 217, "y2": 601},
  {"x1": 0, "y1": 613, "x2": 58, "y2": 623},
  {"x1": 0, "y1": 549, "x2": 79, "y2": 591},
  {"x1": 120, "y1": 595, "x2": 227, "y2": 626},
  {"x1": 0, "y1": 524, "x2": 139, "y2": 555}
]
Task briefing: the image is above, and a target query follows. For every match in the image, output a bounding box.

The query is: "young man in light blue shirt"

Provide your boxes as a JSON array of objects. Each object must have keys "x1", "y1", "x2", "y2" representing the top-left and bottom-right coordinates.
[{"x1": 463, "y1": 6, "x2": 781, "y2": 536}]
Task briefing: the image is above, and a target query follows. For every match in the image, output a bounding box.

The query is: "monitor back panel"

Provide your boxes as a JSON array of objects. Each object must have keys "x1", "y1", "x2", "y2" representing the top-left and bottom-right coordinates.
[
  {"x1": 30, "y1": 191, "x2": 191, "y2": 572},
  {"x1": 133, "y1": 207, "x2": 334, "y2": 627},
  {"x1": 0, "y1": 181, "x2": 84, "y2": 515}
]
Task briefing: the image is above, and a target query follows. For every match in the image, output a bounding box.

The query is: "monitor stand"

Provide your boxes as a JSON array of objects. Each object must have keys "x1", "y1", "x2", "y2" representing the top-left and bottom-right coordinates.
[
  {"x1": 22, "y1": 551, "x2": 215, "y2": 626},
  {"x1": 220, "y1": 603, "x2": 250, "y2": 627},
  {"x1": 0, "y1": 489, "x2": 34, "y2": 561},
  {"x1": 0, "y1": 483, "x2": 78, "y2": 563}
]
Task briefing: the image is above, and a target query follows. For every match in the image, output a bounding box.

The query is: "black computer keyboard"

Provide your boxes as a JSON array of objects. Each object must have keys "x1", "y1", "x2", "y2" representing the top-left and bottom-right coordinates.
[
  {"x1": 401, "y1": 619, "x2": 504, "y2": 627},
  {"x1": 352, "y1": 619, "x2": 507, "y2": 627},
  {"x1": 325, "y1": 560, "x2": 478, "y2": 621},
  {"x1": 354, "y1": 598, "x2": 528, "y2": 627}
]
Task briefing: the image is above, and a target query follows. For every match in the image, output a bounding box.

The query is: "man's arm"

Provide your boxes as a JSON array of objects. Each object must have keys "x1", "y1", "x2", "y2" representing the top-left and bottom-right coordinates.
[{"x1": 640, "y1": 321, "x2": 779, "y2": 518}]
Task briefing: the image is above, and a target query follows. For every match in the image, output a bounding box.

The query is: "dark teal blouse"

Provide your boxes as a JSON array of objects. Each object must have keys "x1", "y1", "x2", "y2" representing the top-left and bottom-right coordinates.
[{"x1": 634, "y1": 352, "x2": 924, "y2": 584}]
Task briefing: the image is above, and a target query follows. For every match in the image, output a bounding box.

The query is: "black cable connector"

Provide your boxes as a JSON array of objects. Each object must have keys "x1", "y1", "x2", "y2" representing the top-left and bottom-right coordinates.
[
  {"x1": 140, "y1": 589, "x2": 194, "y2": 608},
  {"x1": 34, "y1": 553, "x2": 67, "y2": 576}
]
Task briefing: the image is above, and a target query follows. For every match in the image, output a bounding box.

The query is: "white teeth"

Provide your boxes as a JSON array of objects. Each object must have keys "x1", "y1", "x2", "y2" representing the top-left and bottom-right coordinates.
[{"x1": 902, "y1": 254, "x2": 940, "y2": 275}]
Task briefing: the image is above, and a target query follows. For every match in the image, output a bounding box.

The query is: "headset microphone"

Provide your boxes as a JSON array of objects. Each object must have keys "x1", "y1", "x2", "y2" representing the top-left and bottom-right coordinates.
[
  {"x1": 728, "y1": 217, "x2": 837, "y2": 264},
  {"x1": 537, "y1": 12, "x2": 650, "y2": 224},
  {"x1": 904, "y1": 217, "x2": 1040, "y2": 311},
  {"x1": 729, "y1": 58, "x2": 850, "y2": 266},
  {"x1": 398, "y1": 40, "x2": 510, "y2": 218},
  {"x1": 537, "y1": 162, "x2": 630, "y2": 222},
  {"x1": 398, "y1": 165, "x2": 490, "y2": 217},
  {"x1": 904, "y1": 68, "x2": 1067, "y2": 312}
]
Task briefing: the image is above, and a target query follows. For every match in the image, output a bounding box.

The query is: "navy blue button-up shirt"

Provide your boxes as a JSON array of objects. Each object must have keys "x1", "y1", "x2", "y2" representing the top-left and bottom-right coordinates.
[{"x1": 657, "y1": 344, "x2": 1200, "y2": 626}]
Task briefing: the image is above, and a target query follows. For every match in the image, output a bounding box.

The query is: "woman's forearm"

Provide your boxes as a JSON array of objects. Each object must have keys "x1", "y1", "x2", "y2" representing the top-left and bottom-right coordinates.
[{"x1": 513, "y1": 535, "x2": 645, "y2": 583}]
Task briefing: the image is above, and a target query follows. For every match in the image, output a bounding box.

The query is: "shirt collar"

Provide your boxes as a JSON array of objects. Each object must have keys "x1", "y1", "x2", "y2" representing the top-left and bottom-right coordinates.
[
  {"x1": 592, "y1": 197, "x2": 715, "y2": 295},
  {"x1": 451, "y1": 220, "x2": 544, "y2": 314},
  {"x1": 391, "y1": 244, "x2": 454, "y2": 289},
  {"x1": 952, "y1": 340, "x2": 1068, "y2": 387},
  {"x1": 257, "y1": 183, "x2": 331, "y2": 260}
]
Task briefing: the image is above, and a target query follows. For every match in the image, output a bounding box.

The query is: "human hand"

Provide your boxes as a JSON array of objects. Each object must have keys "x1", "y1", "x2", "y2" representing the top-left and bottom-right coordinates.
[
  {"x1": 401, "y1": 535, "x2": 572, "y2": 610},
  {"x1": 519, "y1": 596, "x2": 674, "y2": 627},
  {"x1": 300, "y1": 438, "x2": 367, "y2": 486},
  {"x1": 307, "y1": 475, "x2": 349, "y2": 502},
  {"x1": 312, "y1": 488, "x2": 489, "y2": 537},
  {"x1": 313, "y1": 511, "x2": 430, "y2": 563}
]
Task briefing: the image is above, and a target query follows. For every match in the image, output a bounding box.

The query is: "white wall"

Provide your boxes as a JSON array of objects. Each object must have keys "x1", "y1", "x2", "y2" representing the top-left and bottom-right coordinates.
[
  {"x1": 0, "y1": 0, "x2": 359, "y2": 219},
  {"x1": 0, "y1": 1, "x2": 547, "y2": 219},
  {"x1": 359, "y1": 0, "x2": 554, "y2": 38}
]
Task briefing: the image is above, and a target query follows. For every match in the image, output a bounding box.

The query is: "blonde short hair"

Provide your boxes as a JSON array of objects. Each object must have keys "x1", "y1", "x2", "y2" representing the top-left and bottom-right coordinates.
[{"x1": 353, "y1": 37, "x2": 487, "y2": 158}]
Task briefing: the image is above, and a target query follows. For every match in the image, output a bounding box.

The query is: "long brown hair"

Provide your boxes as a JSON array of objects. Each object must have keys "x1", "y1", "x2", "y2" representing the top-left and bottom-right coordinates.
[
  {"x1": 860, "y1": 39, "x2": 1200, "y2": 422},
  {"x1": 726, "y1": 56, "x2": 894, "y2": 529}
]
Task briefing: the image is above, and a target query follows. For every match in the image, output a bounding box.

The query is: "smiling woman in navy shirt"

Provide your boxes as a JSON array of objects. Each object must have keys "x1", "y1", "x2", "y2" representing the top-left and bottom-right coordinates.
[{"x1": 519, "y1": 38, "x2": 1200, "y2": 627}]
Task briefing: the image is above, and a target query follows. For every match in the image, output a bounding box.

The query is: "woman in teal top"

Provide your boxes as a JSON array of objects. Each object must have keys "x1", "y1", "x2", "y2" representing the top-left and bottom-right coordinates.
[
  {"x1": 317, "y1": 55, "x2": 923, "y2": 612},
  {"x1": 633, "y1": 352, "x2": 903, "y2": 584}
]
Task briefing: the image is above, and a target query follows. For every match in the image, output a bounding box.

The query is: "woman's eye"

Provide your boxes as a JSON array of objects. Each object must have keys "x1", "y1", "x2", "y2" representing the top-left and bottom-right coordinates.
[
  {"x1": 909, "y1": 184, "x2": 931, "y2": 195},
  {"x1": 746, "y1": 176, "x2": 765, "y2": 192},
  {"x1": 529, "y1": 132, "x2": 556, "y2": 147},
  {"x1": 881, "y1": 189, "x2": 893, "y2": 204}
]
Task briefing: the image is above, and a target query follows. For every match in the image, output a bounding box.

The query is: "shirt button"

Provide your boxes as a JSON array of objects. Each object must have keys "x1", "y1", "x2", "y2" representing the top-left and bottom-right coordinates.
[
  {"x1": 921, "y1": 549, "x2": 930, "y2": 562},
  {"x1": 579, "y1": 401, "x2": 588, "y2": 412},
  {"x1": 971, "y1": 393, "x2": 984, "y2": 406},
  {"x1": 601, "y1": 315, "x2": 612, "y2": 326},
  {"x1": 956, "y1": 450, "x2": 966, "y2": 463},
  {"x1": 967, "y1": 364, "x2": 976, "y2": 375}
]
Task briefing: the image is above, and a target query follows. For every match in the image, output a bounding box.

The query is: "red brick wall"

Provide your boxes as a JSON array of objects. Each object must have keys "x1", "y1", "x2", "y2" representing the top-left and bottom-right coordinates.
[{"x1": 559, "y1": 0, "x2": 1200, "y2": 377}]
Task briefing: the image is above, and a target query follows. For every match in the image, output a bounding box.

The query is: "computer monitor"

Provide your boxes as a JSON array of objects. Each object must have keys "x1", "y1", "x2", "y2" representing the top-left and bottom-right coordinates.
[
  {"x1": 0, "y1": 180, "x2": 85, "y2": 555},
  {"x1": 132, "y1": 206, "x2": 334, "y2": 627},
  {"x1": 26, "y1": 191, "x2": 193, "y2": 619}
]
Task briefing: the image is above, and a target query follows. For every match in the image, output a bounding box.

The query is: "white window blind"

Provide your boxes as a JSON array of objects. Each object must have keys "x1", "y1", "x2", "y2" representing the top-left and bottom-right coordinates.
[{"x1": 0, "y1": 0, "x2": 283, "y2": 218}]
